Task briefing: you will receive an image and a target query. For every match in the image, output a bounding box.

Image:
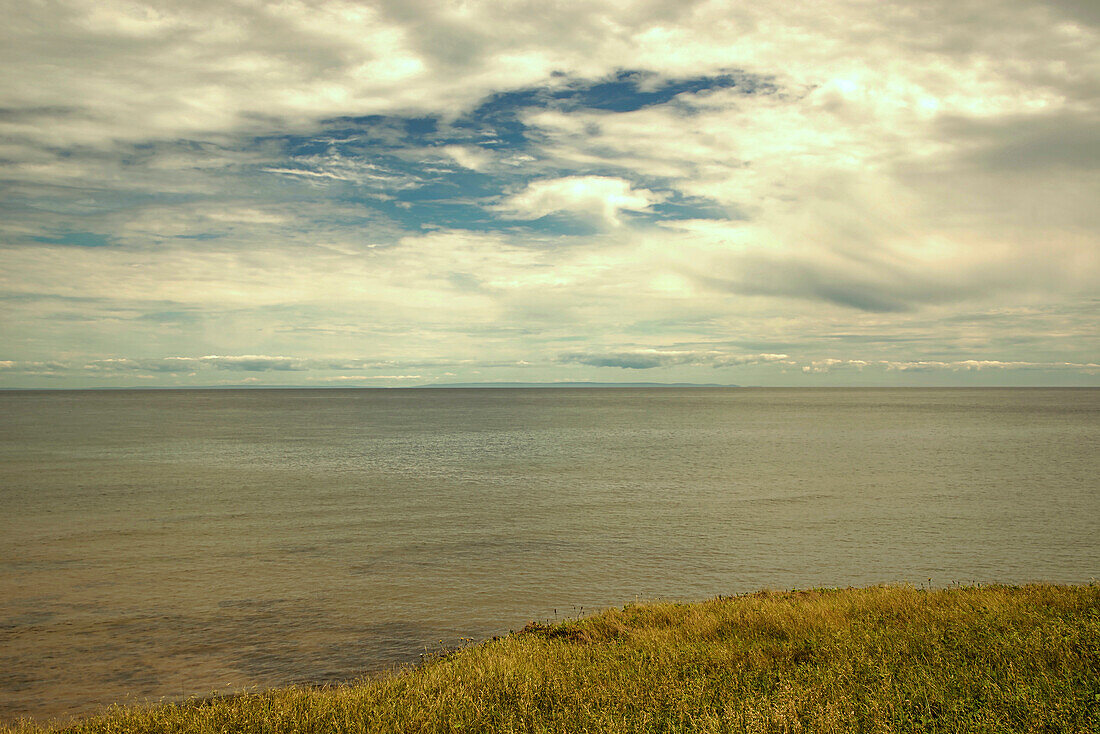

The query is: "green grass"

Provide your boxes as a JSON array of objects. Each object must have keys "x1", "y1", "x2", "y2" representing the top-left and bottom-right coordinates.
[{"x1": 7, "y1": 584, "x2": 1099, "y2": 733}]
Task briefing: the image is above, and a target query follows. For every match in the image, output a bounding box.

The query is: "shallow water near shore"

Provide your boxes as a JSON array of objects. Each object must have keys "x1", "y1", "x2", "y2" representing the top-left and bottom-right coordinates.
[{"x1": 1, "y1": 387, "x2": 1097, "y2": 723}]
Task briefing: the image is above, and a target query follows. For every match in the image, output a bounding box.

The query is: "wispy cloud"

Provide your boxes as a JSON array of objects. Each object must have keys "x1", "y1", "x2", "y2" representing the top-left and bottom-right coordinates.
[
  {"x1": 3, "y1": 353, "x2": 1097, "y2": 386},
  {"x1": 801, "y1": 359, "x2": 1100, "y2": 374},
  {"x1": 559, "y1": 350, "x2": 791, "y2": 370}
]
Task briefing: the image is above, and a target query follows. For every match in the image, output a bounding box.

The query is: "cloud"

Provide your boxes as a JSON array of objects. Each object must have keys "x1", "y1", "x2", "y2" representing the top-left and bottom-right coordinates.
[
  {"x1": 3, "y1": 0, "x2": 1095, "y2": 157},
  {"x1": 312, "y1": 374, "x2": 422, "y2": 382},
  {"x1": 559, "y1": 350, "x2": 790, "y2": 370},
  {"x1": 936, "y1": 111, "x2": 1100, "y2": 173},
  {"x1": 440, "y1": 144, "x2": 496, "y2": 172},
  {"x1": 691, "y1": 252, "x2": 985, "y2": 313},
  {"x1": 74, "y1": 355, "x2": 310, "y2": 372},
  {"x1": 261, "y1": 153, "x2": 424, "y2": 190},
  {"x1": 4, "y1": 353, "x2": 1096, "y2": 386},
  {"x1": 495, "y1": 176, "x2": 664, "y2": 228},
  {"x1": 801, "y1": 359, "x2": 1100, "y2": 374},
  {"x1": 193, "y1": 355, "x2": 308, "y2": 371}
]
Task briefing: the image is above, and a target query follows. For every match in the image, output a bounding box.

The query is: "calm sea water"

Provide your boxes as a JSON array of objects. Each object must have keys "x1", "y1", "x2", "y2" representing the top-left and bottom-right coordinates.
[{"x1": 1, "y1": 388, "x2": 1097, "y2": 722}]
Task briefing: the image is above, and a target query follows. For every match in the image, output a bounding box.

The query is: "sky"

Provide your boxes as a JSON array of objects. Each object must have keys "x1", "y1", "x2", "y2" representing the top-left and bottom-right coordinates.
[{"x1": 1, "y1": 0, "x2": 1098, "y2": 387}]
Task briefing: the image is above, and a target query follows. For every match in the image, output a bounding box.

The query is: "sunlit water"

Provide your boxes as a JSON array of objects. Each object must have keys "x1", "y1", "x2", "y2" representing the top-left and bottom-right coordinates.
[{"x1": 1, "y1": 388, "x2": 1097, "y2": 722}]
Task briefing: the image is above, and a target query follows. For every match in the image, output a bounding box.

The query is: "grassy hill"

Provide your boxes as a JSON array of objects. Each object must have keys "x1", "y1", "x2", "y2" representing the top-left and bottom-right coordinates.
[{"x1": 8, "y1": 584, "x2": 1098, "y2": 733}]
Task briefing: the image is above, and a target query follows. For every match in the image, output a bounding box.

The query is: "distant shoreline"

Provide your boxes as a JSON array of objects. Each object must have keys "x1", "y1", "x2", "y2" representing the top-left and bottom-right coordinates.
[
  {"x1": 4, "y1": 384, "x2": 1100, "y2": 391},
  {"x1": 4, "y1": 383, "x2": 736, "y2": 390}
]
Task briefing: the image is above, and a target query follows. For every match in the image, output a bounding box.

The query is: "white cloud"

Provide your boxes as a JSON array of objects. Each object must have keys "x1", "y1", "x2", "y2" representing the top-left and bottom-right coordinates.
[
  {"x1": 3, "y1": 0, "x2": 1095, "y2": 156},
  {"x1": 496, "y1": 176, "x2": 664, "y2": 228},
  {"x1": 560, "y1": 350, "x2": 791, "y2": 369},
  {"x1": 312, "y1": 374, "x2": 422, "y2": 381},
  {"x1": 802, "y1": 359, "x2": 1100, "y2": 374},
  {"x1": 440, "y1": 144, "x2": 495, "y2": 171}
]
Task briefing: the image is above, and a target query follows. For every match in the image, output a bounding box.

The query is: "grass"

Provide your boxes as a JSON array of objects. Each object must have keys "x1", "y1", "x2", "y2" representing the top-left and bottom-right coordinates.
[{"x1": 6, "y1": 584, "x2": 1098, "y2": 733}]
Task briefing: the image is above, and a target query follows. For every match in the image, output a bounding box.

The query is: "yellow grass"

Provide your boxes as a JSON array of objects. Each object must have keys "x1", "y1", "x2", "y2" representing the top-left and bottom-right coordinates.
[{"x1": 7, "y1": 584, "x2": 1098, "y2": 733}]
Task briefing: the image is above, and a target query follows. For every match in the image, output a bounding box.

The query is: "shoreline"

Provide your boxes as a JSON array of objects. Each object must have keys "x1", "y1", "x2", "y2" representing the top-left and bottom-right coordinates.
[{"x1": 5, "y1": 583, "x2": 1098, "y2": 733}]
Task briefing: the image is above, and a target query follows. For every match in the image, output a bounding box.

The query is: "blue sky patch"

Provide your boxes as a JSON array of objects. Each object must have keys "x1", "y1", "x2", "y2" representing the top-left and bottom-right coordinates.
[
  {"x1": 31, "y1": 232, "x2": 112, "y2": 247},
  {"x1": 249, "y1": 71, "x2": 755, "y2": 234}
]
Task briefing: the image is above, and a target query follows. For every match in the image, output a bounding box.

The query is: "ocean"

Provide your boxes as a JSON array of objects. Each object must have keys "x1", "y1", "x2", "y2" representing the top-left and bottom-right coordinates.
[{"x1": 1, "y1": 388, "x2": 1097, "y2": 722}]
